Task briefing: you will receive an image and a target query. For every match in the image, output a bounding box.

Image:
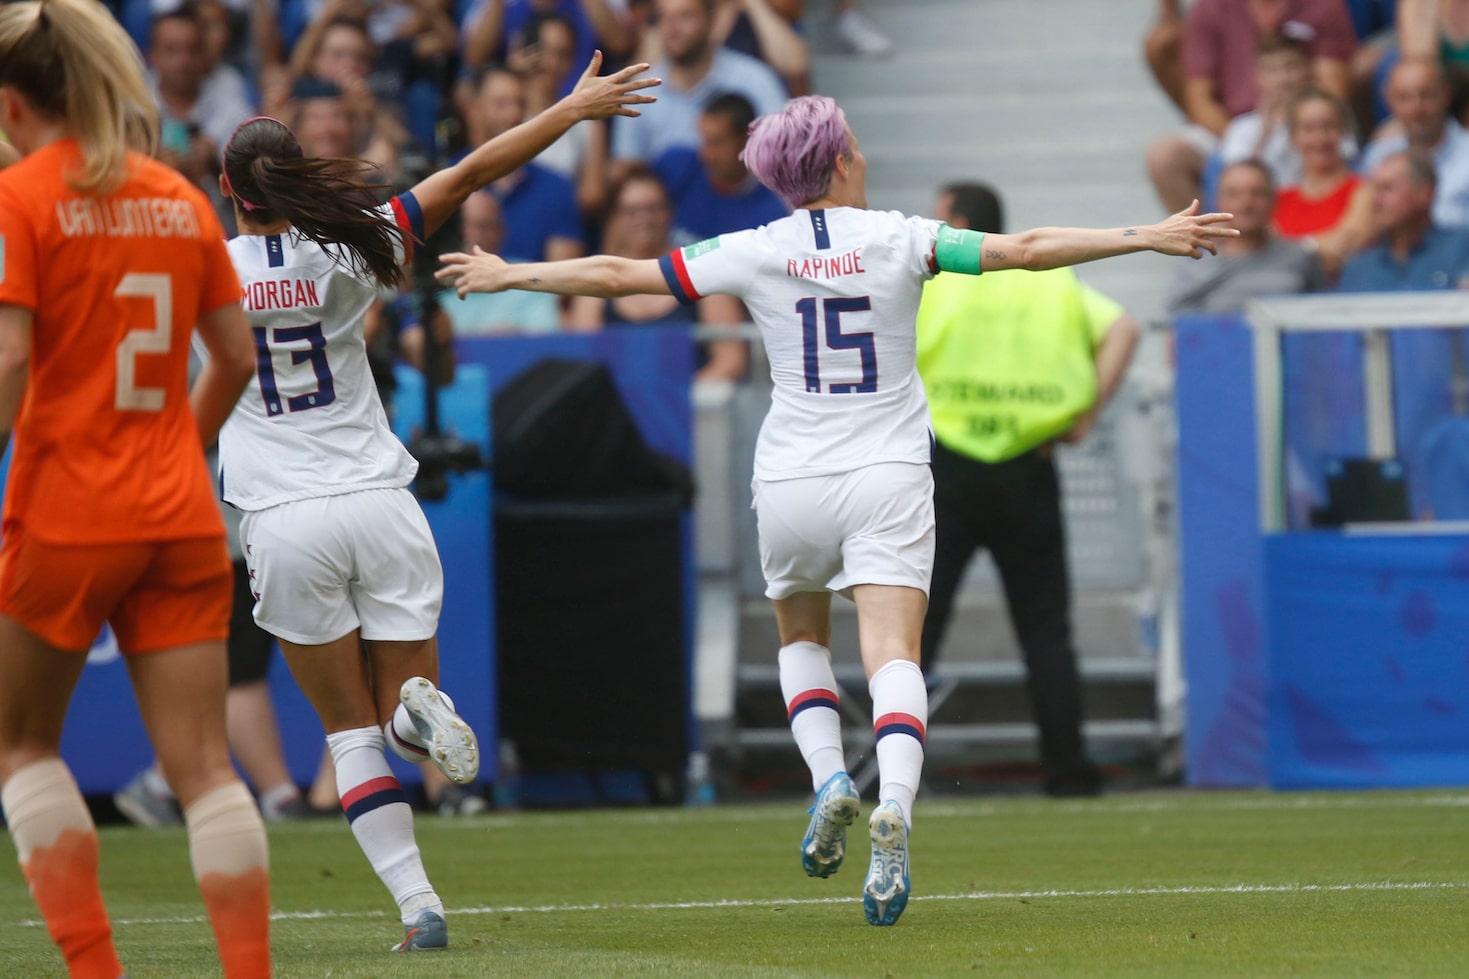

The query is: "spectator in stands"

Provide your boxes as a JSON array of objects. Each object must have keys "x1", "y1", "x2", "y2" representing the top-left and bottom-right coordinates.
[
  {"x1": 1395, "y1": 0, "x2": 1469, "y2": 124},
  {"x1": 1217, "y1": 34, "x2": 1320, "y2": 188},
  {"x1": 437, "y1": 191, "x2": 562, "y2": 333},
  {"x1": 611, "y1": 0, "x2": 788, "y2": 173},
  {"x1": 710, "y1": 0, "x2": 810, "y2": 94},
  {"x1": 464, "y1": 0, "x2": 635, "y2": 90},
  {"x1": 1145, "y1": 0, "x2": 1358, "y2": 214},
  {"x1": 567, "y1": 167, "x2": 748, "y2": 381},
  {"x1": 1144, "y1": 0, "x2": 1190, "y2": 115},
  {"x1": 148, "y1": 3, "x2": 254, "y2": 221},
  {"x1": 1275, "y1": 88, "x2": 1375, "y2": 273},
  {"x1": 1168, "y1": 159, "x2": 1330, "y2": 313},
  {"x1": 1357, "y1": 57, "x2": 1469, "y2": 226},
  {"x1": 286, "y1": 14, "x2": 419, "y2": 169},
  {"x1": 1337, "y1": 150, "x2": 1469, "y2": 516},
  {"x1": 195, "y1": 0, "x2": 253, "y2": 106},
  {"x1": 514, "y1": 11, "x2": 613, "y2": 215},
  {"x1": 465, "y1": 64, "x2": 586, "y2": 261},
  {"x1": 916, "y1": 182, "x2": 1131, "y2": 799},
  {"x1": 287, "y1": 76, "x2": 403, "y2": 175},
  {"x1": 655, "y1": 91, "x2": 789, "y2": 244},
  {"x1": 291, "y1": 0, "x2": 459, "y2": 101},
  {"x1": 1341, "y1": 147, "x2": 1469, "y2": 284}
]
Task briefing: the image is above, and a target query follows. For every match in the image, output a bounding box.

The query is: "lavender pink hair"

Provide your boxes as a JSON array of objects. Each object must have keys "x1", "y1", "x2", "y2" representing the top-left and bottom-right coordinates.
[{"x1": 739, "y1": 95, "x2": 851, "y2": 209}]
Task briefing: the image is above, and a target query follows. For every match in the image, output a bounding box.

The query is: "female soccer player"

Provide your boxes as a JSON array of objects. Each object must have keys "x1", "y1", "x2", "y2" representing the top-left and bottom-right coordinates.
[
  {"x1": 0, "y1": 0, "x2": 268, "y2": 976},
  {"x1": 216, "y1": 53, "x2": 657, "y2": 951},
  {"x1": 439, "y1": 94, "x2": 1236, "y2": 927}
]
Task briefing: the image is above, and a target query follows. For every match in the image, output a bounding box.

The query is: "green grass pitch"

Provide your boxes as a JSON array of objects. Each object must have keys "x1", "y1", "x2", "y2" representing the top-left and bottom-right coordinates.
[{"x1": 2, "y1": 790, "x2": 1467, "y2": 977}]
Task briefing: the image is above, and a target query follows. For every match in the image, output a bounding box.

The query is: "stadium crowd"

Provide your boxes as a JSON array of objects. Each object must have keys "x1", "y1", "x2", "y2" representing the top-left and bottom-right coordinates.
[
  {"x1": 103, "y1": 0, "x2": 896, "y2": 371},
  {"x1": 1149, "y1": 0, "x2": 1469, "y2": 305}
]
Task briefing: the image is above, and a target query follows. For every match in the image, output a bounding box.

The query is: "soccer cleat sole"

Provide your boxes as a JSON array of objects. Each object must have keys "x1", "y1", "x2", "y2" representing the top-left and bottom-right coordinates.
[
  {"x1": 863, "y1": 802, "x2": 911, "y2": 926},
  {"x1": 801, "y1": 772, "x2": 860, "y2": 878},
  {"x1": 401, "y1": 677, "x2": 480, "y2": 785}
]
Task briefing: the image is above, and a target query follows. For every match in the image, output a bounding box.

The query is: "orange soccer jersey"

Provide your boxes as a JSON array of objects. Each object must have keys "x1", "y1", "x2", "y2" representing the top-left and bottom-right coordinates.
[{"x1": 0, "y1": 140, "x2": 241, "y2": 544}]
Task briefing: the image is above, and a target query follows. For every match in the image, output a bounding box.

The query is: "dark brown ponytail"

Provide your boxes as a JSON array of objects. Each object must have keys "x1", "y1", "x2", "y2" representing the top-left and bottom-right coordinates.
[{"x1": 223, "y1": 118, "x2": 407, "y2": 288}]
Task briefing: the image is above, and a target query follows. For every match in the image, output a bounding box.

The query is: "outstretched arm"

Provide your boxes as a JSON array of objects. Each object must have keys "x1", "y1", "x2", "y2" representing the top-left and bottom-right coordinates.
[
  {"x1": 436, "y1": 246, "x2": 670, "y2": 299},
  {"x1": 409, "y1": 52, "x2": 659, "y2": 240},
  {"x1": 936, "y1": 201, "x2": 1236, "y2": 275}
]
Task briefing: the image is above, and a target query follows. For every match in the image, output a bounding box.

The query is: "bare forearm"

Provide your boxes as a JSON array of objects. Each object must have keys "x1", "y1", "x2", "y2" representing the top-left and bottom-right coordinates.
[
  {"x1": 1397, "y1": 0, "x2": 1438, "y2": 58},
  {"x1": 0, "y1": 362, "x2": 26, "y2": 440},
  {"x1": 500, "y1": 255, "x2": 655, "y2": 297},
  {"x1": 252, "y1": 0, "x2": 283, "y2": 68},
  {"x1": 1183, "y1": 80, "x2": 1230, "y2": 135},
  {"x1": 469, "y1": 102, "x2": 578, "y2": 186},
  {"x1": 190, "y1": 359, "x2": 252, "y2": 448},
  {"x1": 464, "y1": 0, "x2": 506, "y2": 68},
  {"x1": 1092, "y1": 314, "x2": 1141, "y2": 409},
  {"x1": 579, "y1": 0, "x2": 632, "y2": 56},
  {"x1": 741, "y1": 0, "x2": 809, "y2": 78},
  {"x1": 992, "y1": 227, "x2": 1153, "y2": 272}
]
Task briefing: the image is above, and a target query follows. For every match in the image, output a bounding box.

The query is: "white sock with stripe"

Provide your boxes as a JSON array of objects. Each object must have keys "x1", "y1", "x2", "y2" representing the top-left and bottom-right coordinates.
[
  {"x1": 869, "y1": 659, "x2": 928, "y2": 829},
  {"x1": 778, "y1": 641, "x2": 846, "y2": 792},
  {"x1": 327, "y1": 726, "x2": 442, "y2": 923}
]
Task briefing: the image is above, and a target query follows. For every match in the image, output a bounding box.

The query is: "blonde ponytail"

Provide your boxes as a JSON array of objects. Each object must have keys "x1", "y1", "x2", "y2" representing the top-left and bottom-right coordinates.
[{"x1": 0, "y1": 0, "x2": 158, "y2": 194}]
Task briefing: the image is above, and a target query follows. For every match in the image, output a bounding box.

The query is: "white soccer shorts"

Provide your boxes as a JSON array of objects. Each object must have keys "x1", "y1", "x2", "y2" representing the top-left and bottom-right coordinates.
[
  {"x1": 753, "y1": 461, "x2": 935, "y2": 600},
  {"x1": 240, "y1": 486, "x2": 444, "y2": 645}
]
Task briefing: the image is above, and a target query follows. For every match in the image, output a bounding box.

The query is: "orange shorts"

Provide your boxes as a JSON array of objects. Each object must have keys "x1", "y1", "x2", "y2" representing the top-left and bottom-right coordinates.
[{"x1": 0, "y1": 533, "x2": 232, "y2": 653}]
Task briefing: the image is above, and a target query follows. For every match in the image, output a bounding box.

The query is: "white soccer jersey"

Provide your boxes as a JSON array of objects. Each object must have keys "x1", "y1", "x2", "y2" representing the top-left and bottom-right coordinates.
[
  {"x1": 661, "y1": 207, "x2": 946, "y2": 480},
  {"x1": 215, "y1": 194, "x2": 423, "y2": 510}
]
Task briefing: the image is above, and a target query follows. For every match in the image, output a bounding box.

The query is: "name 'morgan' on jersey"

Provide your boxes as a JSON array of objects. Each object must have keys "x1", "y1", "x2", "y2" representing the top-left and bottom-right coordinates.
[
  {"x1": 659, "y1": 207, "x2": 945, "y2": 481},
  {"x1": 214, "y1": 198, "x2": 422, "y2": 511}
]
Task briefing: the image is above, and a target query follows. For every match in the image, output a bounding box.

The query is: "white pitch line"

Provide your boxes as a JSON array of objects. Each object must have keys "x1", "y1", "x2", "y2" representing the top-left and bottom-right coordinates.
[
  {"x1": 9, "y1": 880, "x2": 1468, "y2": 930},
  {"x1": 305, "y1": 792, "x2": 1469, "y2": 832}
]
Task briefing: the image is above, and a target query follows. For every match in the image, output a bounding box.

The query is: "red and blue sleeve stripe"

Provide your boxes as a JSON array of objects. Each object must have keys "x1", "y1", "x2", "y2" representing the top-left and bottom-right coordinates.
[
  {"x1": 787, "y1": 688, "x2": 840, "y2": 722},
  {"x1": 340, "y1": 775, "x2": 408, "y2": 823},
  {"x1": 874, "y1": 712, "x2": 926, "y2": 747},
  {"x1": 389, "y1": 191, "x2": 426, "y2": 260},
  {"x1": 658, "y1": 248, "x2": 702, "y2": 305}
]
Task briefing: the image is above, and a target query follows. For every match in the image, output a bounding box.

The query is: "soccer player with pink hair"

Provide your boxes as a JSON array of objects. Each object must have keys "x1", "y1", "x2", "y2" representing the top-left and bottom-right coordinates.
[{"x1": 440, "y1": 94, "x2": 1235, "y2": 926}]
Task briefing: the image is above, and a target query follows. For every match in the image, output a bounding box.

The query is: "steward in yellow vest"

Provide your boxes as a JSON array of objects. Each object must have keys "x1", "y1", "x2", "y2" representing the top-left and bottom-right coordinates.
[{"x1": 914, "y1": 182, "x2": 1140, "y2": 797}]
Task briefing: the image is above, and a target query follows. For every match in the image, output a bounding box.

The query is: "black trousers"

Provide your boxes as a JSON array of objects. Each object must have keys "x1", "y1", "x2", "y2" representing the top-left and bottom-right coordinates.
[{"x1": 920, "y1": 441, "x2": 1101, "y2": 794}]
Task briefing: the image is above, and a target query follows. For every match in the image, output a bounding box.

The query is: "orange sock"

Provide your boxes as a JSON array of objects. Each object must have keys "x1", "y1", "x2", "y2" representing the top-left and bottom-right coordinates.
[
  {"x1": 1, "y1": 759, "x2": 122, "y2": 979},
  {"x1": 184, "y1": 781, "x2": 271, "y2": 979}
]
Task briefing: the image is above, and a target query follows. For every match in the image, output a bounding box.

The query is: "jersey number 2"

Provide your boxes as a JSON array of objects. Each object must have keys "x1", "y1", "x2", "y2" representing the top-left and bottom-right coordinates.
[
  {"x1": 797, "y1": 296, "x2": 876, "y2": 393},
  {"x1": 115, "y1": 273, "x2": 172, "y2": 412},
  {"x1": 254, "y1": 323, "x2": 336, "y2": 417}
]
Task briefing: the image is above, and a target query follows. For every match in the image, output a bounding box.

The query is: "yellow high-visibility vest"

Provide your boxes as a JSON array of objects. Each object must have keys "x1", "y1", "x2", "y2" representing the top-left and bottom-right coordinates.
[{"x1": 916, "y1": 266, "x2": 1122, "y2": 463}]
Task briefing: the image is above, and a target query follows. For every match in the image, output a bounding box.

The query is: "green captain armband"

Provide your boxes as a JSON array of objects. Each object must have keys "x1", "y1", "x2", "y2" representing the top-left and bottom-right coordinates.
[{"x1": 934, "y1": 225, "x2": 985, "y2": 276}]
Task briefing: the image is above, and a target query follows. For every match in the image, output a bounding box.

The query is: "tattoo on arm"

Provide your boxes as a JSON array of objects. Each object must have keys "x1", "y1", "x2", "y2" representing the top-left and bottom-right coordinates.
[
  {"x1": 1123, "y1": 229, "x2": 1138, "y2": 237},
  {"x1": 984, "y1": 249, "x2": 1006, "y2": 260},
  {"x1": 528, "y1": 276, "x2": 542, "y2": 283}
]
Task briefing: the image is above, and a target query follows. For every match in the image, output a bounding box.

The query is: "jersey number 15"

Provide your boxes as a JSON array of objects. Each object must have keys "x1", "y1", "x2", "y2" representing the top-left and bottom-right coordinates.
[{"x1": 797, "y1": 296, "x2": 876, "y2": 394}]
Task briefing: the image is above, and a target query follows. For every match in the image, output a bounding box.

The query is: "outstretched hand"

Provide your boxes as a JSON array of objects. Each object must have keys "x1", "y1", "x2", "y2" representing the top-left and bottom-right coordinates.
[
  {"x1": 437, "y1": 246, "x2": 509, "y2": 298},
  {"x1": 1149, "y1": 199, "x2": 1238, "y2": 259},
  {"x1": 570, "y1": 50, "x2": 661, "y2": 120}
]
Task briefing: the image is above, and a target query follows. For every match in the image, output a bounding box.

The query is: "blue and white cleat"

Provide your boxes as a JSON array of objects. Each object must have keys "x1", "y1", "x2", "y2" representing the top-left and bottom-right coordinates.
[
  {"x1": 863, "y1": 800, "x2": 910, "y2": 926},
  {"x1": 391, "y1": 909, "x2": 448, "y2": 951},
  {"x1": 801, "y1": 771, "x2": 860, "y2": 878},
  {"x1": 401, "y1": 677, "x2": 480, "y2": 785}
]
